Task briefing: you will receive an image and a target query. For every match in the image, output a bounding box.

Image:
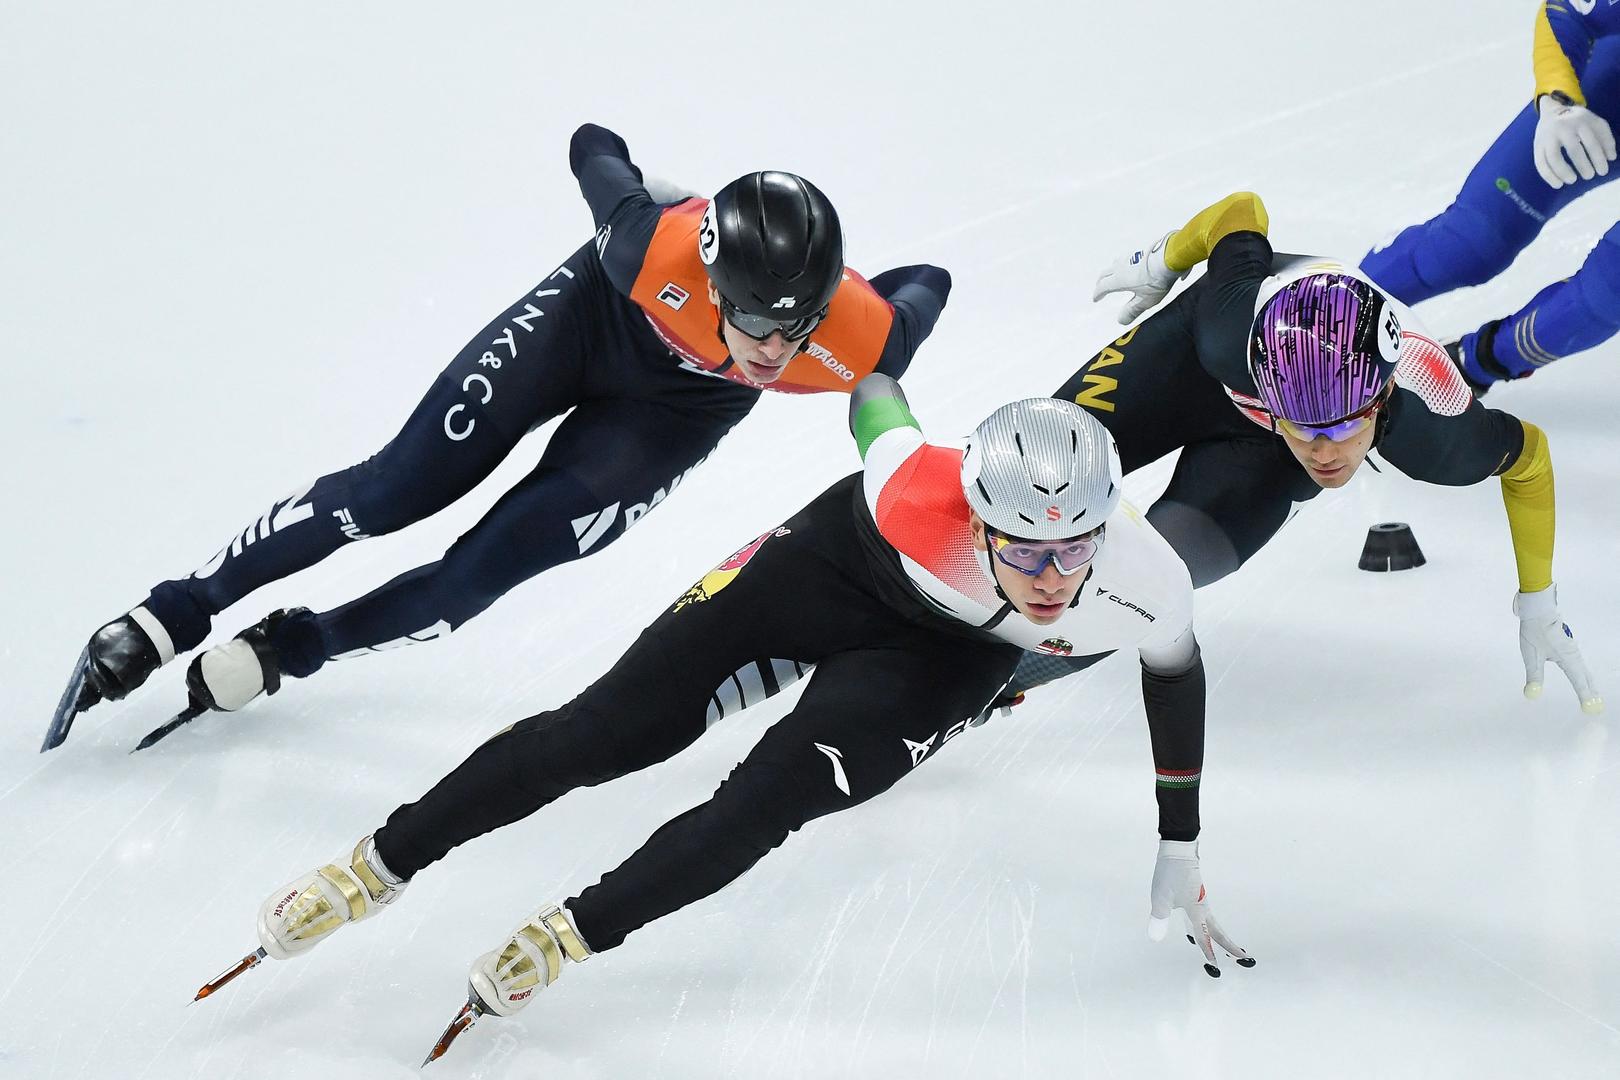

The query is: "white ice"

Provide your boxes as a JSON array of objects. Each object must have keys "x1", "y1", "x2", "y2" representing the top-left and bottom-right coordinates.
[{"x1": 4, "y1": 2, "x2": 1619, "y2": 1077}]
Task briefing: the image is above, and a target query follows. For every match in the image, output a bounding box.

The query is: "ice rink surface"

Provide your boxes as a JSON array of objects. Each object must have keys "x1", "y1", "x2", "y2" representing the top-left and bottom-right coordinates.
[{"x1": 5, "y1": 2, "x2": 1619, "y2": 1076}]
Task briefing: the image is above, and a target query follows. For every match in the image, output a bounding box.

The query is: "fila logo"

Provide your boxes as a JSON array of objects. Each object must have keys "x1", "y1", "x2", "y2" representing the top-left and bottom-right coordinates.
[
  {"x1": 813, "y1": 743, "x2": 851, "y2": 796},
  {"x1": 191, "y1": 480, "x2": 317, "y2": 580},
  {"x1": 1045, "y1": 505, "x2": 1061, "y2": 521},
  {"x1": 772, "y1": 296, "x2": 797, "y2": 309},
  {"x1": 656, "y1": 282, "x2": 690, "y2": 311},
  {"x1": 332, "y1": 507, "x2": 370, "y2": 541}
]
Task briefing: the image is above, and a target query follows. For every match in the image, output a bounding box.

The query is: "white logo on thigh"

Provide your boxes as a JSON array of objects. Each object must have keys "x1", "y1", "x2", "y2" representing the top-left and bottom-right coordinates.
[
  {"x1": 903, "y1": 718, "x2": 973, "y2": 769},
  {"x1": 903, "y1": 733, "x2": 936, "y2": 768},
  {"x1": 813, "y1": 743, "x2": 851, "y2": 796}
]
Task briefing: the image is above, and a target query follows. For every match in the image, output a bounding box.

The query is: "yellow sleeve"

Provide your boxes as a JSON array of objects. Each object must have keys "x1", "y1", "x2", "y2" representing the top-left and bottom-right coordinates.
[
  {"x1": 1163, "y1": 192, "x2": 1270, "y2": 274},
  {"x1": 1500, "y1": 420, "x2": 1555, "y2": 593},
  {"x1": 1534, "y1": 2, "x2": 1585, "y2": 103}
]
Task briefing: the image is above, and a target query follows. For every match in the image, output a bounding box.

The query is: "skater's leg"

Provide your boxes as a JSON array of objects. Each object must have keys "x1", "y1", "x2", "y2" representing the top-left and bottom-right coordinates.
[
  {"x1": 141, "y1": 259, "x2": 599, "y2": 654},
  {"x1": 1363, "y1": 42, "x2": 1620, "y2": 303},
  {"x1": 1459, "y1": 219, "x2": 1620, "y2": 382},
  {"x1": 370, "y1": 492, "x2": 864, "y2": 878},
  {"x1": 565, "y1": 639, "x2": 1020, "y2": 952},
  {"x1": 1145, "y1": 437, "x2": 1315, "y2": 589},
  {"x1": 294, "y1": 390, "x2": 753, "y2": 670}
]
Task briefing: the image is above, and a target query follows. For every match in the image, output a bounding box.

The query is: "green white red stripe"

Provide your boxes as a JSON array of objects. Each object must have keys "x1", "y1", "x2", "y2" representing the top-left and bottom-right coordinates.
[{"x1": 1156, "y1": 768, "x2": 1200, "y2": 789}]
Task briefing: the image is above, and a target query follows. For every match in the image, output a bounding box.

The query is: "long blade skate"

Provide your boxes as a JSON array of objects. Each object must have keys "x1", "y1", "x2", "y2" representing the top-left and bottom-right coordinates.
[
  {"x1": 421, "y1": 996, "x2": 488, "y2": 1067},
  {"x1": 131, "y1": 700, "x2": 208, "y2": 753},
  {"x1": 192, "y1": 947, "x2": 268, "y2": 1002},
  {"x1": 41, "y1": 646, "x2": 94, "y2": 752}
]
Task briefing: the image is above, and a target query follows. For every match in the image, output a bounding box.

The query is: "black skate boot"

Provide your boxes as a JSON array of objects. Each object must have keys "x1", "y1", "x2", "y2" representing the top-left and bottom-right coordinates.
[
  {"x1": 1443, "y1": 320, "x2": 1508, "y2": 398},
  {"x1": 42, "y1": 607, "x2": 175, "y2": 751}
]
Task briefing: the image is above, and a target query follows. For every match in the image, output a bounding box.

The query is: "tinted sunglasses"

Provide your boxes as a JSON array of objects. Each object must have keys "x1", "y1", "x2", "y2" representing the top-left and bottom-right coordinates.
[
  {"x1": 718, "y1": 293, "x2": 827, "y2": 341},
  {"x1": 1268, "y1": 385, "x2": 1390, "y2": 443}
]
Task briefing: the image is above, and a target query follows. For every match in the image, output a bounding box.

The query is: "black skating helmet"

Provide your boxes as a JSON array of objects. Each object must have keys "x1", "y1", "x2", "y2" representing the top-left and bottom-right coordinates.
[{"x1": 699, "y1": 171, "x2": 844, "y2": 325}]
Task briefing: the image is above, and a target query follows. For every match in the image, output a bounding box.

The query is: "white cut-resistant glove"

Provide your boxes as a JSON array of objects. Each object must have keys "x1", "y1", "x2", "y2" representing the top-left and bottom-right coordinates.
[
  {"x1": 1534, "y1": 94, "x2": 1617, "y2": 188},
  {"x1": 642, "y1": 174, "x2": 699, "y2": 203},
  {"x1": 1148, "y1": 839, "x2": 1253, "y2": 978},
  {"x1": 1093, "y1": 231, "x2": 1184, "y2": 324},
  {"x1": 1512, "y1": 585, "x2": 1603, "y2": 714},
  {"x1": 970, "y1": 689, "x2": 1025, "y2": 728}
]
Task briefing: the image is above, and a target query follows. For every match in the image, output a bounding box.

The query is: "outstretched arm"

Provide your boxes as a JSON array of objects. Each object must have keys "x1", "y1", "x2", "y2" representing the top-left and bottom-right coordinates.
[
  {"x1": 1094, "y1": 192, "x2": 1270, "y2": 323},
  {"x1": 568, "y1": 124, "x2": 669, "y2": 295},
  {"x1": 1139, "y1": 638, "x2": 1253, "y2": 978},
  {"x1": 1500, "y1": 421, "x2": 1604, "y2": 712}
]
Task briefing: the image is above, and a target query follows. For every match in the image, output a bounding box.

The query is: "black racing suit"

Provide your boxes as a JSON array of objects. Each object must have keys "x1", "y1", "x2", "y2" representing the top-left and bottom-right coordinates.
[
  {"x1": 138, "y1": 125, "x2": 951, "y2": 676},
  {"x1": 1011, "y1": 230, "x2": 1528, "y2": 694},
  {"x1": 372, "y1": 477, "x2": 1024, "y2": 951},
  {"x1": 371, "y1": 473, "x2": 1206, "y2": 953}
]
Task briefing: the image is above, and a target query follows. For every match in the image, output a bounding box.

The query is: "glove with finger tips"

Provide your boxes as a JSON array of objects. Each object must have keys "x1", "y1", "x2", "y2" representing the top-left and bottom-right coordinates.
[
  {"x1": 1513, "y1": 585, "x2": 1603, "y2": 714},
  {"x1": 1093, "y1": 231, "x2": 1183, "y2": 324},
  {"x1": 970, "y1": 690, "x2": 1025, "y2": 728},
  {"x1": 1149, "y1": 839, "x2": 1254, "y2": 978},
  {"x1": 1534, "y1": 94, "x2": 1618, "y2": 189}
]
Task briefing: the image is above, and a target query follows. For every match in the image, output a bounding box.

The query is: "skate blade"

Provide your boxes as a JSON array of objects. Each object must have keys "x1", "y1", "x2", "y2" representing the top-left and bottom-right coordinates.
[
  {"x1": 41, "y1": 646, "x2": 91, "y2": 752},
  {"x1": 132, "y1": 701, "x2": 208, "y2": 753},
  {"x1": 192, "y1": 947, "x2": 268, "y2": 1002},
  {"x1": 422, "y1": 998, "x2": 487, "y2": 1067}
]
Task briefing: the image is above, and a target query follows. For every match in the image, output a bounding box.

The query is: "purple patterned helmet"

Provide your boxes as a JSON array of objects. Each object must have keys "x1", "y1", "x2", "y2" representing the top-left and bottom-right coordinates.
[{"x1": 1248, "y1": 270, "x2": 1402, "y2": 426}]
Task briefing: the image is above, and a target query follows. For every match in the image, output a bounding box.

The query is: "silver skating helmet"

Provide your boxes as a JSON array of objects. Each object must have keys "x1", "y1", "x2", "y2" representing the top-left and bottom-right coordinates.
[{"x1": 961, "y1": 398, "x2": 1122, "y2": 540}]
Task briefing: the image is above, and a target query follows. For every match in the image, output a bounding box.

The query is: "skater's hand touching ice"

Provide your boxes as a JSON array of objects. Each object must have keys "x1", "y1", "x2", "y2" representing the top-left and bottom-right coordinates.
[
  {"x1": 1514, "y1": 586, "x2": 1603, "y2": 714},
  {"x1": 1148, "y1": 839, "x2": 1253, "y2": 978}
]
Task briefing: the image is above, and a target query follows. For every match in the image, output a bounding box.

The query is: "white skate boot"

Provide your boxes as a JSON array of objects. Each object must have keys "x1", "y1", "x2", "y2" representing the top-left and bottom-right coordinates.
[
  {"x1": 423, "y1": 905, "x2": 594, "y2": 1064},
  {"x1": 192, "y1": 834, "x2": 408, "y2": 1004},
  {"x1": 257, "y1": 833, "x2": 407, "y2": 960},
  {"x1": 187, "y1": 607, "x2": 312, "y2": 713},
  {"x1": 469, "y1": 905, "x2": 593, "y2": 1016}
]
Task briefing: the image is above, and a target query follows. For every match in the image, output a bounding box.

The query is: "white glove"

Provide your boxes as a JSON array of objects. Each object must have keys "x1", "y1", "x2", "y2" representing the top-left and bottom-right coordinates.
[
  {"x1": 1148, "y1": 839, "x2": 1252, "y2": 978},
  {"x1": 1512, "y1": 585, "x2": 1604, "y2": 713},
  {"x1": 1093, "y1": 231, "x2": 1184, "y2": 324},
  {"x1": 642, "y1": 174, "x2": 699, "y2": 204},
  {"x1": 1533, "y1": 94, "x2": 1617, "y2": 188}
]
